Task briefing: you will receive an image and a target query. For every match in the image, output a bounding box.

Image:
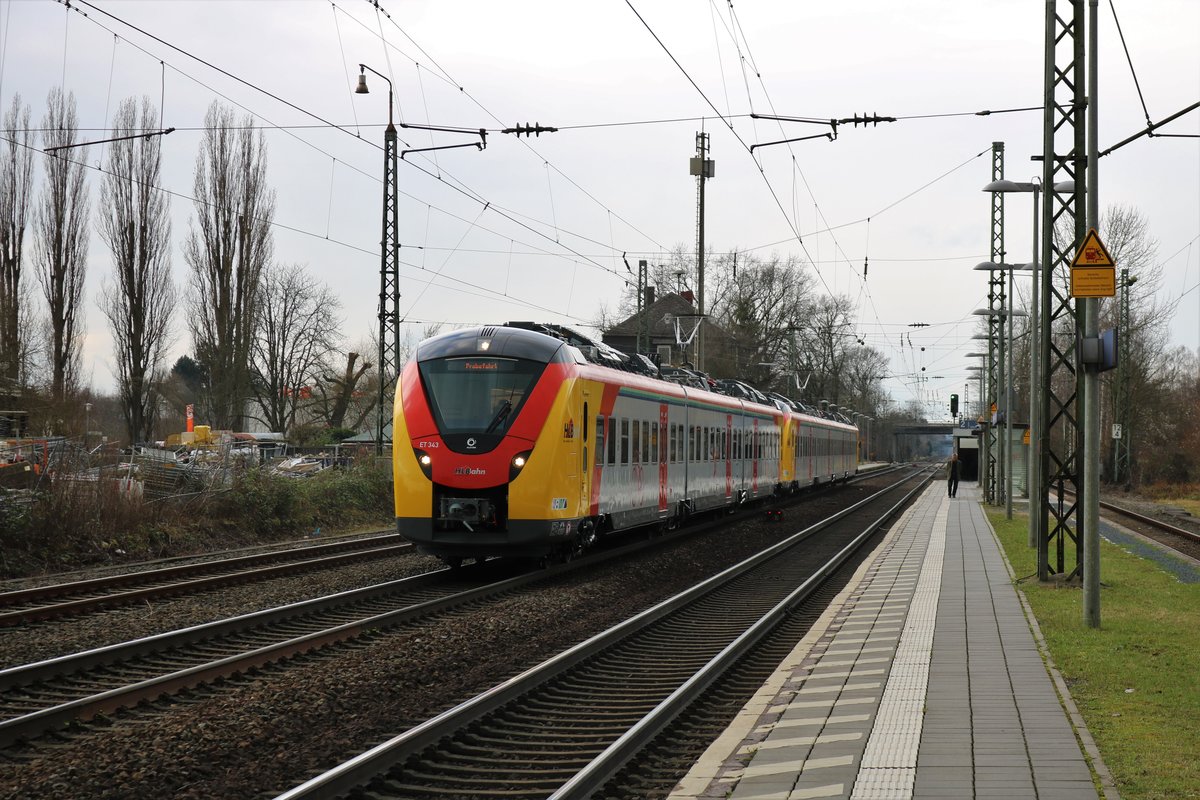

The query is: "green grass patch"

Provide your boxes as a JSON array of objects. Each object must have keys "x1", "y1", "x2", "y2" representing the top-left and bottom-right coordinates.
[{"x1": 986, "y1": 509, "x2": 1200, "y2": 800}]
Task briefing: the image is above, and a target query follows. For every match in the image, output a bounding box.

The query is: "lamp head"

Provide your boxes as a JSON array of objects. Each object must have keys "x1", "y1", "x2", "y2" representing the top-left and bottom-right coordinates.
[
  {"x1": 355, "y1": 70, "x2": 369, "y2": 94},
  {"x1": 983, "y1": 179, "x2": 1038, "y2": 193}
]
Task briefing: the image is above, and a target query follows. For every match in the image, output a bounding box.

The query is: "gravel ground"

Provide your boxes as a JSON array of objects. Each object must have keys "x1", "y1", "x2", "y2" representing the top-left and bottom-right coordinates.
[
  {"x1": 0, "y1": 551, "x2": 445, "y2": 668},
  {"x1": 0, "y1": 527, "x2": 398, "y2": 593},
  {"x1": 0, "y1": 478, "x2": 894, "y2": 800}
]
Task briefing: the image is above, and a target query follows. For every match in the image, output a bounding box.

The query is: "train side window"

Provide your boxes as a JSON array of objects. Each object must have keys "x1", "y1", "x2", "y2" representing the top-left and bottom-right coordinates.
[
  {"x1": 620, "y1": 418, "x2": 630, "y2": 465},
  {"x1": 608, "y1": 418, "x2": 617, "y2": 465},
  {"x1": 632, "y1": 418, "x2": 641, "y2": 463},
  {"x1": 641, "y1": 421, "x2": 650, "y2": 464},
  {"x1": 595, "y1": 415, "x2": 605, "y2": 466},
  {"x1": 650, "y1": 422, "x2": 659, "y2": 463}
]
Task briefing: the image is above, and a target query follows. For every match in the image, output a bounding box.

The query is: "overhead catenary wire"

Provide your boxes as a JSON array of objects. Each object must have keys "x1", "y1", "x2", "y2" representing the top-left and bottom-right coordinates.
[
  {"x1": 62, "y1": 0, "x2": 631, "y2": 284},
  {"x1": 354, "y1": 0, "x2": 670, "y2": 254},
  {"x1": 0, "y1": 131, "x2": 593, "y2": 324}
]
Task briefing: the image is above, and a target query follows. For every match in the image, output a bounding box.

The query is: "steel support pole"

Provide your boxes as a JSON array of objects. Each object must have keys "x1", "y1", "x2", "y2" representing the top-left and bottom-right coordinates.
[
  {"x1": 1028, "y1": 187, "x2": 1042, "y2": 548},
  {"x1": 1006, "y1": 264, "x2": 1015, "y2": 519},
  {"x1": 1082, "y1": 0, "x2": 1101, "y2": 627},
  {"x1": 693, "y1": 132, "x2": 710, "y2": 372}
]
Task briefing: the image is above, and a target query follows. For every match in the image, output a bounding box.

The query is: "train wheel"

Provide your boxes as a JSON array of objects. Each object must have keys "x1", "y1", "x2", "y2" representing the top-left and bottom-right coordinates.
[
  {"x1": 442, "y1": 556, "x2": 464, "y2": 570},
  {"x1": 578, "y1": 519, "x2": 598, "y2": 550}
]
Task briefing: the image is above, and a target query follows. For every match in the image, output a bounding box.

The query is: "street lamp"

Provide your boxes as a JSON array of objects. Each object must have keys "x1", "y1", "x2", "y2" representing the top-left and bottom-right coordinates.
[
  {"x1": 355, "y1": 64, "x2": 400, "y2": 458},
  {"x1": 983, "y1": 179, "x2": 1072, "y2": 545},
  {"x1": 973, "y1": 304, "x2": 1026, "y2": 519},
  {"x1": 84, "y1": 402, "x2": 92, "y2": 456}
]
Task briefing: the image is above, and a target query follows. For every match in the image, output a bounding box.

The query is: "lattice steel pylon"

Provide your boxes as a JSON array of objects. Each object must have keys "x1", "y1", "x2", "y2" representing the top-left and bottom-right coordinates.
[
  {"x1": 985, "y1": 143, "x2": 1006, "y2": 506},
  {"x1": 376, "y1": 114, "x2": 401, "y2": 457},
  {"x1": 1037, "y1": 0, "x2": 1088, "y2": 580}
]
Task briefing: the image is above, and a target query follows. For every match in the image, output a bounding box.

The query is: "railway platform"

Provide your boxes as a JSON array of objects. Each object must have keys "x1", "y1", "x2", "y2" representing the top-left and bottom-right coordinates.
[{"x1": 670, "y1": 481, "x2": 1114, "y2": 800}]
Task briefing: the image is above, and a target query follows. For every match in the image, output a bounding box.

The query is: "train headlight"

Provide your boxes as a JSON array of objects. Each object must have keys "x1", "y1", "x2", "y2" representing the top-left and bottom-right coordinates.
[
  {"x1": 509, "y1": 449, "x2": 532, "y2": 480},
  {"x1": 413, "y1": 448, "x2": 433, "y2": 479}
]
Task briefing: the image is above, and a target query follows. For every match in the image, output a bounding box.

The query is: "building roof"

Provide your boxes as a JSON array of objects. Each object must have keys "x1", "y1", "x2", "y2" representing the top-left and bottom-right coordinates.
[{"x1": 605, "y1": 292, "x2": 728, "y2": 339}]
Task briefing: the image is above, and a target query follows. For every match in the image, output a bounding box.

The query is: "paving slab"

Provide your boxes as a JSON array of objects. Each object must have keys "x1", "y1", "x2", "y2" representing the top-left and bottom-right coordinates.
[{"x1": 668, "y1": 481, "x2": 1114, "y2": 800}]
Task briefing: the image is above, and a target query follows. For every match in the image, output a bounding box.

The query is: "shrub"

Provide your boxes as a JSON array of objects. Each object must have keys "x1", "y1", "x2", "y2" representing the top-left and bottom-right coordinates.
[{"x1": 0, "y1": 459, "x2": 394, "y2": 579}]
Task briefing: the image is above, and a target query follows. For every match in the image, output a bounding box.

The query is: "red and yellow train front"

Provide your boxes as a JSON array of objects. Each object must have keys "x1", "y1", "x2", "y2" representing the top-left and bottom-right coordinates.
[{"x1": 393, "y1": 326, "x2": 589, "y2": 563}]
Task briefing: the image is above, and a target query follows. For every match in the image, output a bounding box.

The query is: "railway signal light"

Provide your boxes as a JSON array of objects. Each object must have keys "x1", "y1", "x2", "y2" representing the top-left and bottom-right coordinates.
[{"x1": 950, "y1": 394, "x2": 959, "y2": 416}]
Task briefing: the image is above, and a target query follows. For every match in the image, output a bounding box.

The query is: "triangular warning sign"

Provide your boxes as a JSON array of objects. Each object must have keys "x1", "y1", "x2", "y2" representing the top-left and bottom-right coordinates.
[{"x1": 1072, "y1": 228, "x2": 1115, "y2": 268}]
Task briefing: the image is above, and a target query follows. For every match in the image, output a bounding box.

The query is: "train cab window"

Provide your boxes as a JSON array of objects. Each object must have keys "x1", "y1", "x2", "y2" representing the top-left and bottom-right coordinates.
[
  {"x1": 620, "y1": 418, "x2": 630, "y2": 465},
  {"x1": 595, "y1": 416, "x2": 605, "y2": 466},
  {"x1": 642, "y1": 421, "x2": 650, "y2": 464},
  {"x1": 417, "y1": 355, "x2": 545, "y2": 436}
]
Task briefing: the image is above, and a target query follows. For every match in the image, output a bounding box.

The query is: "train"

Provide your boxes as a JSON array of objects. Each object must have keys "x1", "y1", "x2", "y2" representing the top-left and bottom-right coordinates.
[{"x1": 392, "y1": 323, "x2": 859, "y2": 566}]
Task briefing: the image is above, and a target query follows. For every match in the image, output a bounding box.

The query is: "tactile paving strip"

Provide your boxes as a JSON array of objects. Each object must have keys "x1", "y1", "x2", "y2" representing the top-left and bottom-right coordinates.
[{"x1": 849, "y1": 497, "x2": 946, "y2": 798}]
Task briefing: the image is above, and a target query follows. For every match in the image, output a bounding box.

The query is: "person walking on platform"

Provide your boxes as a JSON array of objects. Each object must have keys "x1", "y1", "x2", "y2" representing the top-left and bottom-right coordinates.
[{"x1": 947, "y1": 451, "x2": 960, "y2": 498}]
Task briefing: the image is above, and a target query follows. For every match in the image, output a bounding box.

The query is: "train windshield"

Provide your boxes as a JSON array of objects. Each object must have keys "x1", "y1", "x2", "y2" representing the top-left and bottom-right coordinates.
[{"x1": 419, "y1": 356, "x2": 546, "y2": 435}]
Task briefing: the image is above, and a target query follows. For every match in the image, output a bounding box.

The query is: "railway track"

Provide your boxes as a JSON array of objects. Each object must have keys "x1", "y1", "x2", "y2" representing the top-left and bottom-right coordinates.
[
  {"x1": 1055, "y1": 488, "x2": 1200, "y2": 558},
  {"x1": 275, "y1": 467, "x2": 932, "y2": 799},
  {"x1": 0, "y1": 466, "x2": 910, "y2": 753},
  {"x1": 0, "y1": 533, "x2": 410, "y2": 626}
]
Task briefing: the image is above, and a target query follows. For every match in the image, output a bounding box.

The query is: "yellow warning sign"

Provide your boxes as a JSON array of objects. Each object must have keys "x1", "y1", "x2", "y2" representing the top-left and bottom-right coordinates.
[
  {"x1": 1072, "y1": 228, "x2": 1115, "y2": 267},
  {"x1": 1070, "y1": 227, "x2": 1116, "y2": 298},
  {"x1": 1022, "y1": 428, "x2": 1030, "y2": 445}
]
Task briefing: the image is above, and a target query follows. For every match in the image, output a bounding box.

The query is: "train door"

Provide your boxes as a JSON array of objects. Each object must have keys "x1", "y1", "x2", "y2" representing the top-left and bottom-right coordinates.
[
  {"x1": 681, "y1": 391, "x2": 692, "y2": 504},
  {"x1": 724, "y1": 413, "x2": 733, "y2": 500},
  {"x1": 580, "y1": 396, "x2": 589, "y2": 512}
]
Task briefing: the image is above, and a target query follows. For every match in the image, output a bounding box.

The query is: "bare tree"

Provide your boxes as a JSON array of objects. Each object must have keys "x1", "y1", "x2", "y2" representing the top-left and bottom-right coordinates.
[
  {"x1": 97, "y1": 97, "x2": 176, "y2": 445},
  {"x1": 0, "y1": 94, "x2": 34, "y2": 389},
  {"x1": 184, "y1": 101, "x2": 274, "y2": 430},
  {"x1": 249, "y1": 262, "x2": 340, "y2": 434},
  {"x1": 1051, "y1": 204, "x2": 1171, "y2": 485},
  {"x1": 33, "y1": 87, "x2": 89, "y2": 402},
  {"x1": 716, "y1": 252, "x2": 814, "y2": 382},
  {"x1": 795, "y1": 293, "x2": 858, "y2": 406},
  {"x1": 314, "y1": 350, "x2": 373, "y2": 433}
]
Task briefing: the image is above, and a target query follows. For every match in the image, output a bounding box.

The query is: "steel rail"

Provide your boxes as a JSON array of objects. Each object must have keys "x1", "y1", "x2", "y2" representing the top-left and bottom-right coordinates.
[
  {"x1": 0, "y1": 533, "x2": 407, "y2": 625},
  {"x1": 555, "y1": 471, "x2": 932, "y2": 798},
  {"x1": 273, "y1": 467, "x2": 930, "y2": 800},
  {"x1": 1058, "y1": 489, "x2": 1200, "y2": 545},
  {"x1": 0, "y1": 464, "x2": 904, "y2": 748}
]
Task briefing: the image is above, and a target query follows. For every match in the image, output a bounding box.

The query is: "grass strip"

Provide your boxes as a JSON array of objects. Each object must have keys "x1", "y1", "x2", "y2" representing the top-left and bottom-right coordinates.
[{"x1": 986, "y1": 509, "x2": 1200, "y2": 800}]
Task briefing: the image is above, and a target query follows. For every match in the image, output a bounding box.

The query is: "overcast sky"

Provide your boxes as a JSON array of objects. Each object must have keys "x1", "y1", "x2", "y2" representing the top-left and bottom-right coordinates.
[{"x1": 2, "y1": 0, "x2": 1197, "y2": 417}]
